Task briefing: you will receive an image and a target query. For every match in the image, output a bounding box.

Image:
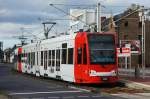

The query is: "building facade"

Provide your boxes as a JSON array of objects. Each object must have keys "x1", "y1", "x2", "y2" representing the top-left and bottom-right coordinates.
[
  {"x1": 115, "y1": 5, "x2": 150, "y2": 68},
  {"x1": 102, "y1": 4, "x2": 150, "y2": 68}
]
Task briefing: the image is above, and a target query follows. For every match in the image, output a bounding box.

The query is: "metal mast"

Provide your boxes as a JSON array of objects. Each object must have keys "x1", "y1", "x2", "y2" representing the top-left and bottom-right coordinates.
[{"x1": 97, "y1": 3, "x2": 101, "y2": 32}]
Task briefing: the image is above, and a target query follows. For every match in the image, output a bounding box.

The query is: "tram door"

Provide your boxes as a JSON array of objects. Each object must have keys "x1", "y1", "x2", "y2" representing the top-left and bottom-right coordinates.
[{"x1": 75, "y1": 33, "x2": 88, "y2": 83}]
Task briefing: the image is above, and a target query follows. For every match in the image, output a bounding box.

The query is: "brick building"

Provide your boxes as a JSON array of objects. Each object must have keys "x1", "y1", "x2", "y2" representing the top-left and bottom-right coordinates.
[{"x1": 103, "y1": 4, "x2": 150, "y2": 68}]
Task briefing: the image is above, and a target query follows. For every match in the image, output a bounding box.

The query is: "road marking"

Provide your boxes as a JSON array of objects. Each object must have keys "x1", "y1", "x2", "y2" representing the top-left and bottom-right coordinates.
[
  {"x1": 32, "y1": 98, "x2": 45, "y2": 99},
  {"x1": 9, "y1": 90, "x2": 82, "y2": 95},
  {"x1": 92, "y1": 95, "x2": 102, "y2": 98},
  {"x1": 48, "y1": 97, "x2": 59, "y2": 99},
  {"x1": 78, "y1": 95, "x2": 89, "y2": 98},
  {"x1": 62, "y1": 96, "x2": 74, "y2": 99},
  {"x1": 69, "y1": 86, "x2": 91, "y2": 92}
]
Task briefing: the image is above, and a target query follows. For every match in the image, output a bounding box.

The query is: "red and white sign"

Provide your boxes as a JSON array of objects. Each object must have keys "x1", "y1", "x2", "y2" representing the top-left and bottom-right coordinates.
[
  {"x1": 117, "y1": 48, "x2": 131, "y2": 57},
  {"x1": 120, "y1": 40, "x2": 141, "y2": 54}
]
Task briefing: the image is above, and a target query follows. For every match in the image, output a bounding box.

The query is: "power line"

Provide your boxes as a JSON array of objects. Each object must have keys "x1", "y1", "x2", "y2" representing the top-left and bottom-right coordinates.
[
  {"x1": 102, "y1": 8, "x2": 141, "y2": 30},
  {"x1": 49, "y1": 4, "x2": 89, "y2": 25},
  {"x1": 48, "y1": 3, "x2": 129, "y2": 8},
  {"x1": 49, "y1": 3, "x2": 96, "y2": 7}
]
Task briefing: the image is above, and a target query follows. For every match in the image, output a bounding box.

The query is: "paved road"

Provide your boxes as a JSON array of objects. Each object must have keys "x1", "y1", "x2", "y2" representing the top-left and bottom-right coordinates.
[{"x1": 0, "y1": 63, "x2": 124, "y2": 99}]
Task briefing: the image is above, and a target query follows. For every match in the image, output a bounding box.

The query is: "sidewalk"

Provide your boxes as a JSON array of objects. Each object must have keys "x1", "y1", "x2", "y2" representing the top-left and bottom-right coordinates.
[
  {"x1": 0, "y1": 95, "x2": 8, "y2": 99},
  {"x1": 120, "y1": 76, "x2": 150, "y2": 91}
]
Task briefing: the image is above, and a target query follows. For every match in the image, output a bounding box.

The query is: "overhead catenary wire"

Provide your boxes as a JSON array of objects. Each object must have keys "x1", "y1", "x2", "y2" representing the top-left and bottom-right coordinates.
[
  {"x1": 49, "y1": 4, "x2": 88, "y2": 25},
  {"x1": 48, "y1": 3, "x2": 96, "y2": 7},
  {"x1": 102, "y1": 8, "x2": 141, "y2": 30},
  {"x1": 48, "y1": 3, "x2": 129, "y2": 7}
]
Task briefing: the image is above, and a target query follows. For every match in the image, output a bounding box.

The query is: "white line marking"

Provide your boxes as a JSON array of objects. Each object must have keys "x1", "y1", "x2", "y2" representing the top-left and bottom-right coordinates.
[
  {"x1": 78, "y1": 95, "x2": 89, "y2": 98},
  {"x1": 69, "y1": 86, "x2": 91, "y2": 92},
  {"x1": 62, "y1": 96, "x2": 74, "y2": 99},
  {"x1": 32, "y1": 98, "x2": 44, "y2": 99},
  {"x1": 48, "y1": 97, "x2": 59, "y2": 99},
  {"x1": 92, "y1": 95, "x2": 102, "y2": 98},
  {"x1": 9, "y1": 90, "x2": 81, "y2": 95}
]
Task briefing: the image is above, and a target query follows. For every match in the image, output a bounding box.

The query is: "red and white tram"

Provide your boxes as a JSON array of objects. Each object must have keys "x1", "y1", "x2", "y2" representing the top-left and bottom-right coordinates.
[{"x1": 14, "y1": 32, "x2": 118, "y2": 84}]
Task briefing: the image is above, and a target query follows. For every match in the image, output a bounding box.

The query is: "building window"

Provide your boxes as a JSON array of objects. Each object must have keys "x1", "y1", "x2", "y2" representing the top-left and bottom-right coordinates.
[
  {"x1": 68, "y1": 48, "x2": 73, "y2": 64},
  {"x1": 124, "y1": 35, "x2": 128, "y2": 40},
  {"x1": 124, "y1": 21, "x2": 128, "y2": 27},
  {"x1": 138, "y1": 35, "x2": 142, "y2": 43},
  {"x1": 139, "y1": 22, "x2": 142, "y2": 28}
]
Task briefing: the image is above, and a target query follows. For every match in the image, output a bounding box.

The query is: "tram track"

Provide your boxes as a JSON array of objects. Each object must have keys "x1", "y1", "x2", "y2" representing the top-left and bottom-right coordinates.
[{"x1": 11, "y1": 68, "x2": 150, "y2": 95}]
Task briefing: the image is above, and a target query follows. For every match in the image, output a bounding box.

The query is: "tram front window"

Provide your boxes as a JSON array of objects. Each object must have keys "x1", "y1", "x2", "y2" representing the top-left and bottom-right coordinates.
[{"x1": 88, "y1": 34, "x2": 116, "y2": 64}]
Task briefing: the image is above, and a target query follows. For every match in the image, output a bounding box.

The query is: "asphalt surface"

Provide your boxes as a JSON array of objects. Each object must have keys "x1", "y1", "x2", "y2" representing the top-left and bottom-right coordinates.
[{"x1": 0, "y1": 63, "x2": 125, "y2": 99}]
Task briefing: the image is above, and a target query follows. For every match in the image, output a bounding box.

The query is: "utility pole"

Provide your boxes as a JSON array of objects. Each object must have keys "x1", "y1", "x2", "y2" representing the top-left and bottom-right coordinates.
[
  {"x1": 97, "y1": 3, "x2": 101, "y2": 32},
  {"x1": 20, "y1": 27, "x2": 27, "y2": 46},
  {"x1": 139, "y1": 6, "x2": 147, "y2": 79}
]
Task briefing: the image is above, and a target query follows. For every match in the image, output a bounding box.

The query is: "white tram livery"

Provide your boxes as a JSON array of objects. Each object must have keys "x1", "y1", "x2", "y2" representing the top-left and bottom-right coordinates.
[{"x1": 15, "y1": 32, "x2": 119, "y2": 84}]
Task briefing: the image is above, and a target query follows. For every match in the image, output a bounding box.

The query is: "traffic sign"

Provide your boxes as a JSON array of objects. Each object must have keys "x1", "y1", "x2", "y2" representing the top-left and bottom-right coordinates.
[{"x1": 117, "y1": 48, "x2": 131, "y2": 57}]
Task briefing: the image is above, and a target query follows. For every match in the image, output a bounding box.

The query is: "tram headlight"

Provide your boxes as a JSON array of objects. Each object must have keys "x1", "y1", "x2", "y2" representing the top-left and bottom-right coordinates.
[
  {"x1": 111, "y1": 70, "x2": 117, "y2": 76},
  {"x1": 89, "y1": 70, "x2": 97, "y2": 76}
]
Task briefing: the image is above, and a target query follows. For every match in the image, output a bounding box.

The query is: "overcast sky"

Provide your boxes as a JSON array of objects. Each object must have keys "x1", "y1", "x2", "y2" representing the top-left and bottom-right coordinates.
[{"x1": 0, "y1": 0, "x2": 149, "y2": 49}]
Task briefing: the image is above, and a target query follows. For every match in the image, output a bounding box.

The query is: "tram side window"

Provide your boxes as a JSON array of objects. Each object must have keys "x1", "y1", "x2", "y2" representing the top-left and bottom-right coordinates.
[
  {"x1": 41, "y1": 51, "x2": 43, "y2": 66},
  {"x1": 14, "y1": 55, "x2": 17, "y2": 63},
  {"x1": 48, "y1": 50, "x2": 51, "y2": 66},
  {"x1": 29, "y1": 53, "x2": 31, "y2": 65},
  {"x1": 52, "y1": 50, "x2": 55, "y2": 66},
  {"x1": 30, "y1": 53, "x2": 32, "y2": 67},
  {"x1": 77, "y1": 47, "x2": 82, "y2": 64},
  {"x1": 44, "y1": 51, "x2": 48, "y2": 68},
  {"x1": 62, "y1": 49, "x2": 67, "y2": 64},
  {"x1": 21, "y1": 54, "x2": 23, "y2": 63},
  {"x1": 30, "y1": 52, "x2": 33, "y2": 65},
  {"x1": 22, "y1": 53, "x2": 25, "y2": 63},
  {"x1": 56, "y1": 49, "x2": 60, "y2": 71},
  {"x1": 68, "y1": 48, "x2": 73, "y2": 64},
  {"x1": 33, "y1": 52, "x2": 35, "y2": 66},
  {"x1": 37, "y1": 52, "x2": 38, "y2": 65},
  {"x1": 27, "y1": 53, "x2": 29, "y2": 64},
  {"x1": 83, "y1": 44, "x2": 87, "y2": 64},
  {"x1": 23, "y1": 53, "x2": 25, "y2": 63},
  {"x1": 18, "y1": 54, "x2": 21, "y2": 62},
  {"x1": 62, "y1": 43, "x2": 67, "y2": 64},
  {"x1": 25, "y1": 53, "x2": 27, "y2": 64}
]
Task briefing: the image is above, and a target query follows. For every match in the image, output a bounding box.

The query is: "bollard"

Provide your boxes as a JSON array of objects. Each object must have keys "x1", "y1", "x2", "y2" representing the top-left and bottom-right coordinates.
[{"x1": 135, "y1": 66, "x2": 140, "y2": 78}]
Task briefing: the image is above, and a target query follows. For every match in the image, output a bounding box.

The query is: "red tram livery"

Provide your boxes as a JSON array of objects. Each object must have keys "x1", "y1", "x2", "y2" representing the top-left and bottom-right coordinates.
[{"x1": 14, "y1": 32, "x2": 118, "y2": 84}]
